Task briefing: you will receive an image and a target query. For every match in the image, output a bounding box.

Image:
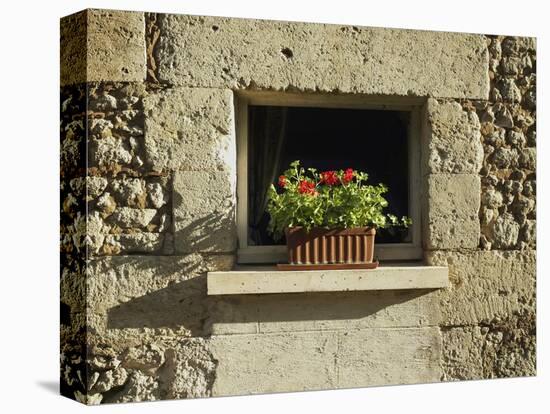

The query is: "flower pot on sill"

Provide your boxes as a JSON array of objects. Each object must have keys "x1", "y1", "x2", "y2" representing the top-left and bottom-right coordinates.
[{"x1": 282, "y1": 226, "x2": 377, "y2": 268}]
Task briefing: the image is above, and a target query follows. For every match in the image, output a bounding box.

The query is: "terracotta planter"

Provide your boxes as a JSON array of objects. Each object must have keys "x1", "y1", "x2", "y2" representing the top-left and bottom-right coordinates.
[{"x1": 284, "y1": 227, "x2": 376, "y2": 266}]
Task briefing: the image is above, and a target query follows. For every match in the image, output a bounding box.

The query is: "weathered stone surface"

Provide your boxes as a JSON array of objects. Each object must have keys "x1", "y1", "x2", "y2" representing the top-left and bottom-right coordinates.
[
  {"x1": 519, "y1": 147, "x2": 536, "y2": 170},
  {"x1": 92, "y1": 367, "x2": 129, "y2": 393},
  {"x1": 111, "y1": 178, "x2": 147, "y2": 208},
  {"x1": 207, "y1": 289, "x2": 441, "y2": 336},
  {"x1": 87, "y1": 10, "x2": 146, "y2": 83},
  {"x1": 337, "y1": 327, "x2": 441, "y2": 387},
  {"x1": 441, "y1": 327, "x2": 484, "y2": 380},
  {"x1": 173, "y1": 171, "x2": 236, "y2": 253},
  {"x1": 488, "y1": 213, "x2": 520, "y2": 249},
  {"x1": 424, "y1": 174, "x2": 481, "y2": 249},
  {"x1": 89, "y1": 136, "x2": 133, "y2": 167},
  {"x1": 96, "y1": 193, "x2": 117, "y2": 217},
  {"x1": 144, "y1": 88, "x2": 235, "y2": 173},
  {"x1": 424, "y1": 99, "x2": 483, "y2": 174},
  {"x1": 104, "y1": 233, "x2": 164, "y2": 254},
  {"x1": 60, "y1": 11, "x2": 87, "y2": 86},
  {"x1": 426, "y1": 250, "x2": 535, "y2": 326},
  {"x1": 69, "y1": 176, "x2": 108, "y2": 198},
  {"x1": 157, "y1": 14, "x2": 488, "y2": 99},
  {"x1": 86, "y1": 212, "x2": 110, "y2": 254},
  {"x1": 61, "y1": 10, "x2": 146, "y2": 85},
  {"x1": 210, "y1": 331, "x2": 338, "y2": 395},
  {"x1": 162, "y1": 338, "x2": 217, "y2": 399},
  {"x1": 211, "y1": 327, "x2": 441, "y2": 395},
  {"x1": 110, "y1": 207, "x2": 157, "y2": 228},
  {"x1": 122, "y1": 344, "x2": 165, "y2": 375},
  {"x1": 146, "y1": 182, "x2": 167, "y2": 208},
  {"x1": 107, "y1": 371, "x2": 159, "y2": 403},
  {"x1": 442, "y1": 311, "x2": 535, "y2": 380},
  {"x1": 87, "y1": 255, "x2": 208, "y2": 337}
]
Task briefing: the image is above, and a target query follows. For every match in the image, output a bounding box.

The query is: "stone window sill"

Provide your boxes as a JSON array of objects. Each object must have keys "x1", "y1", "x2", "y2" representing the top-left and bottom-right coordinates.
[{"x1": 207, "y1": 263, "x2": 449, "y2": 295}]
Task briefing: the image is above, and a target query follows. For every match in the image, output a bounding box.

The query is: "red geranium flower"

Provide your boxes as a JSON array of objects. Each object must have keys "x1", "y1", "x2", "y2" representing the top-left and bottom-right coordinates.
[
  {"x1": 298, "y1": 179, "x2": 317, "y2": 195},
  {"x1": 278, "y1": 175, "x2": 287, "y2": 188},
  {"x1": 342, "y1": 168, "x2": 354, "y2": 184},
  {"x1": 320, "y1": 171, "x2": 339, "y2": 186}
]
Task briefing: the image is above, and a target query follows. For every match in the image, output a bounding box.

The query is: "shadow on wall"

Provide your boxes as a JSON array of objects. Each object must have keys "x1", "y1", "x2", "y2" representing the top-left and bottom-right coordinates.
[
  {"x1": 107, "y1": 271, "x2": 436, "y2": 336},
  {"x1": 171, "y1": 190, "x2": 236, "y2": 253},
  {"x1": 107, "y1": 275, "x2": 208, "y2": 336},
  {"x1": 204, "y1": 289, "x2": 436, "y2": 334}
]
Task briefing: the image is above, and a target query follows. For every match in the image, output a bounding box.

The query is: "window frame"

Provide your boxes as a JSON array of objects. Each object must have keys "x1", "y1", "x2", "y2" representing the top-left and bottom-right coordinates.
[{"x1": 235, "y1": 91, "x2": 423, "y2": 264}]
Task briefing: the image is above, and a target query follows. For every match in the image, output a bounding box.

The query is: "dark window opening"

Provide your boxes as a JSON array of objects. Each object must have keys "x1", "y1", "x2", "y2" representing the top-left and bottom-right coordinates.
[{"x1": 248, "y1": 105, "x2": 410, "y2": 246}]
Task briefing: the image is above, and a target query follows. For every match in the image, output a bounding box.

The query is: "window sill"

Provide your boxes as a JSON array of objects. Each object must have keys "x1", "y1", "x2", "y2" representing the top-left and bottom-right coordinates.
[{"x1": 207, "y1": 263, "x2": 449, "y2": 295}]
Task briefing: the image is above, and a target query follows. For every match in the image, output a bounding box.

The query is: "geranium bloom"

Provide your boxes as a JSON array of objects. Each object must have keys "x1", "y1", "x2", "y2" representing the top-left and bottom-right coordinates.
[
  {"x1": 298, "y1": 179, "x2": 317, "y2": 195},
  {"x1": 278, "y1": 175, "x2": 287, "y2": 188},
  {"x1": 342, "y1": 168, "x2": 354, "y2": 184},
  {"x1": 320, "y1": 171, "x2": 339, "y2": 186}
]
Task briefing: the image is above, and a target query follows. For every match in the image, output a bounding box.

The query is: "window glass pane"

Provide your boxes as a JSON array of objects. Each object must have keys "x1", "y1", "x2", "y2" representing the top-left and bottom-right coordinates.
[{"x1": 248, "y1": 105, "x2": 410, "y2": 246}]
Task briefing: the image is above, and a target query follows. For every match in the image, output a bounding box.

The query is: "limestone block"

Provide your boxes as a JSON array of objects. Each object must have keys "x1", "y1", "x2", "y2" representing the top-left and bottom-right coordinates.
[
  {"x1": 104, "y1": 233, "x2": 165, "y2": 254},
  {"x1": 87, "y1": 9, "x2": 145, "y2": 83},
  {"x1": 89, "y1": 136, "x2": 133, "y2": 167},
  {"x1": 424, "y1": 174, "x2": 480, "y2": 249},
  {"x1": 208, "y1": 266, "x2": 448, "y2": 295},
  {"x1": 426, "y1": 250, "x2": 536, "y2": 326},
  {"x1": 424, "y1": 99, "x2": 483, "y2": 174},
  {"x1": 336, "y1": 327, "x2": 441, "y2": 387},
  {"x1": 87, "y1": 255, "x2": 208, "y2": 336},
  {"x1": 210, "y1": 331, "x2": 339, "y2": 396},
  {"x1": 109, "y1": 207, "x2": 157, "y2": 228},
  {"x1": 121, "y1": 344, "x2": 165, "y2": 375},
  {"x1": 61, "y1": 10, "x2": 146, "y2": 85},
  {"x1": 60, "y1": 261, "x2": 87, "y2": 313},
  {"x1": 442, "y1": 311, "x2": 536, "y2": 380},
  {"x1": 60, "y1": 11, "x2": 87, "y2": 86},
  {"x1": 173, "y1": 171, "x2": 236, "y2": 253},
  {"x1": 107, "y1": 370, "x2": 159, "y2": 403},
  {"x1": 157, "y1": 14, "x2": 488, "y2": 99},
  {"x1": 206, "y1": 289, "x2": 441, "y2": 336},
  {"x1": 162, "y1": 338, "x2": 217, "y2": 399},
  {"x1": 488, "y1": 213, "x2": 520, "y2": 249},
  {"x1": 441, "y1": 327, "x2": 484, "y2": 380},
  {"x1": 143, "y1": 88, "x2": 235, "y2": 173}
]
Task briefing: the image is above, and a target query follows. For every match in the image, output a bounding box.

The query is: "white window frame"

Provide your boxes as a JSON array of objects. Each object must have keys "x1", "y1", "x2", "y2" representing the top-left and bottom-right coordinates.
[{"x1": 235, "y1": 91, "x2": 423, "y2": 264}]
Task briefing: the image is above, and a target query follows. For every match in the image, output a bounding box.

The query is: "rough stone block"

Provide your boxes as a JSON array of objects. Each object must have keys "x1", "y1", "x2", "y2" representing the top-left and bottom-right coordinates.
[
  {"x1": 442, "y1": 311, "x2": 536, "y2": 381},
  {"x1": 173, "y1": 171, "x2": 237, "y2": 253},
  {"x1": 210, "y1": 331, "x2": 339, "y2": 396},
  {"x1": 60, "y1": 11, "x2": 87, "y2": 86},
  {"x1": 87, "y1": 10, "x2": 146, "y2": 83},
  {"x1": 157, "y1": 14, "x2": 489, "y2": 99},
  {"x1": 60, "y1": 10, "x2": 146, "y2": 85},
  {"x1": 336, "y1": 327, "x2": 442, "y2": 387},
  {"x1": 426, "y1": 250, "x2": 536, "y2": 326},
  {"x1": 424, "y1": 174, "x2": 481, "y2": 249},
  {"x1": 162, "y1": 339, "x2": 217, "y2": 399},
  {"x1": 87, "y1": 255, "x2": 208, "y2": 337},
  {"x1": 424, "y1": 99, "x2": 483, "y2": 174},
  {"x1": 441, "y1": 327, "x2": 484, "y2": 380},
  {"x1": 143, "y1": 88, "x2": 235, "y2": 173}
]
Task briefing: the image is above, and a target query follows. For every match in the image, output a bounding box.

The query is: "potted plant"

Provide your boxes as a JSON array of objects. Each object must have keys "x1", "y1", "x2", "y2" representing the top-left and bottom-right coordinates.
[{"x1": 267, "y1": 160, "x2": 411, "y2": 269}]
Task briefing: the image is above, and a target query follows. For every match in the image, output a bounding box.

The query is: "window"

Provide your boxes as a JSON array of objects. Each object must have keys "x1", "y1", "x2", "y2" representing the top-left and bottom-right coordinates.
[{"x1": 236, "y1": 92, "x2": 422, "y2": 263}]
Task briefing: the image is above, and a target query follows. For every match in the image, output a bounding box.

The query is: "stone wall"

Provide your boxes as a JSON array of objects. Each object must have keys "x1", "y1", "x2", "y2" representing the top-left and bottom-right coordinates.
[
  {"x1": 60, "y1": 9, "x2": 536, "y2": 405},
  {"x1": 425, "y1": 36, "x2": 536, "y2": 381}
]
